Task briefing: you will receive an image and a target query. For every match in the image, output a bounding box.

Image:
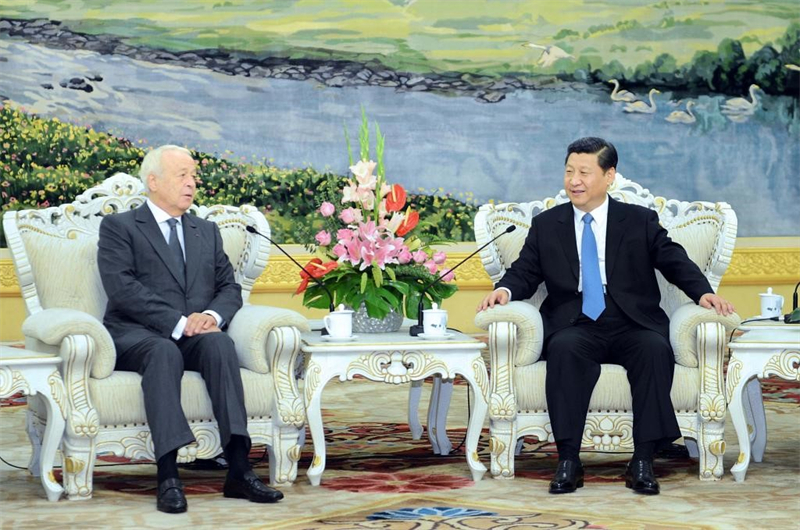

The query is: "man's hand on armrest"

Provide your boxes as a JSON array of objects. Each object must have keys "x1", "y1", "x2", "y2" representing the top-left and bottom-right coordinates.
[
  {"x1": 477, "y1": 288, "x2": 510, "y2": 312},
  {"x1": 698, "y1": 293, "x2": 735, "y2": 316}
]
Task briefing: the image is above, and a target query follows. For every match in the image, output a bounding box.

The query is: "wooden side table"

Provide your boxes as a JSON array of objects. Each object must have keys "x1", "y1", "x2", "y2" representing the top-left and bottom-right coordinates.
[
  {"x1": 300, "y1": 331, "x2": 488, "y2": 486},
  {"x1": 725, "y1": 321, "x2": 799, "y2": 481},
  {"x1": 0, "y1": 346, "x2": 67, "y2": 501}
]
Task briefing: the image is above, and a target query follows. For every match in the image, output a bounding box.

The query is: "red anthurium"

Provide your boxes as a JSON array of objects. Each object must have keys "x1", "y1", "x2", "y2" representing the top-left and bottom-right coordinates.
[
  {"x1": 385, "y1": 184, "x2": 407, "y2": 213},
  {"x1": 395, "y1": 209, "x2": 419, "y2": 236},
  {"x1": 296, "y1": 259, "x2": 339, "y2": 294}
]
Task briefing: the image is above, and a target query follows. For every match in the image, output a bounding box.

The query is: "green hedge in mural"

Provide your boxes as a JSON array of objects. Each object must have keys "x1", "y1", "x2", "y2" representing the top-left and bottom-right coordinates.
[{"x1": 0, "y1": 104, "x2": 478, "y2": 247}]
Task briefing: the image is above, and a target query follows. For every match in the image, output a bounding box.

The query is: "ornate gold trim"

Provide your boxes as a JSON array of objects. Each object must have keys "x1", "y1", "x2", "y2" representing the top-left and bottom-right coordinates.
[{"x1": 2, "y1": 243, "x2": 797, "y2": 295}]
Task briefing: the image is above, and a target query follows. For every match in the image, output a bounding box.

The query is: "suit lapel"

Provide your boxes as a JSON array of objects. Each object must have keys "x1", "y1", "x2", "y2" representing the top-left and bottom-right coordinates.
[
  {"x1": 134, "y1": 205, "x2": 186, "y2": 290},
  {"x1": 605, "y1": 198, "x2": 626, "y2": 279},
  {"x1": 182, "y1": 214, "x2": 202, "y2": 291},
  {"x1": 556, "y1": 204, "x2": 579, "y2": 281}
]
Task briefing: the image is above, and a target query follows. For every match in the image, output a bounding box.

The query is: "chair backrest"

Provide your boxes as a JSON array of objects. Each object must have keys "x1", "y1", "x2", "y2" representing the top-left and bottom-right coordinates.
[
  {"x1": 474, "y1": 174, "x2": 737, "y2": 316},
  {"x1": 3, "y1": 173, "x2": 272, "y2": 320}
]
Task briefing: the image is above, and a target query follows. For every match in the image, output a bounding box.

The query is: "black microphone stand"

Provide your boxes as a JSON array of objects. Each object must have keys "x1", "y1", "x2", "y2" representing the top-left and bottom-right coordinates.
[
  {"x1": 409, "y1": 225, "x2": 517, "y2": 336},
  {"x1": 246, "y1": 225, "x2": 336, "y2": 333}
]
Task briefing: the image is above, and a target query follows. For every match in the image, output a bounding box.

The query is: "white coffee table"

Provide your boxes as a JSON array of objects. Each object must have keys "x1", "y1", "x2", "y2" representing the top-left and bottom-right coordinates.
[
  {"x1": 0, "y1": 346, "x2": 67, "y2": 501},
  {"x1": 300, "y1": 330, "x2": 488, "y2": 486},
  {"x1": 725, "y1": 320, "x2": 800, "y2": 481}
]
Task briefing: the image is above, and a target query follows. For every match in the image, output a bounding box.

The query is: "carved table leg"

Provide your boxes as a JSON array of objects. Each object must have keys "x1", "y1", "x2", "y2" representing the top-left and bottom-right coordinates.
[
  {"x1": 744, "y1": 377, "x2": 768, "y2": 463},
  {"x1": 427, "y1": 376, "x2": 454, "y2": 455},
  {"x1": 456, "y1": 362, "x2": 488, "y2": 482},
  {"x1": 408, "y1": 380, "x2": 424, "y2": 440},
  {"x1": 304, "y1": 361, "x2": 337, "y2": 486}
]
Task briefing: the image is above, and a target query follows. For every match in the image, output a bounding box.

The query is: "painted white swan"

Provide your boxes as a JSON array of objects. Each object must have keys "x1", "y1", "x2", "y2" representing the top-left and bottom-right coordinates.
[
  {"x1": 608, "y1": 79, "x2": 637, "y2": 102},
  {"x1": 721, "y1": 84, "x2": 761, "y2": 114},
  {"x1": 623, "y1": 88, "x2": 661, "y2": 113},
  {"x1": 665, "y1": 101, "x2": 696, "y2": 124}
]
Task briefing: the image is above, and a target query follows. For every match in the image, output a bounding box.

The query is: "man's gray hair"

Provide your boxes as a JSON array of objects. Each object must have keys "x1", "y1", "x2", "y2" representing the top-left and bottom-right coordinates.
[{"x1": 139, "y1": 145, "x2": 192, "y2": 192}]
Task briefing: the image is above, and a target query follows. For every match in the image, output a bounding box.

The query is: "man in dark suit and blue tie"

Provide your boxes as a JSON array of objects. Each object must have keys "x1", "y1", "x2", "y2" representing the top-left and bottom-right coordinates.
[
  {"x1": 478, "y1": 137, "x2": 734, "y2": 495},
  {"x1": 98, "y1": 145, "x2": 283, "y2": 513}
]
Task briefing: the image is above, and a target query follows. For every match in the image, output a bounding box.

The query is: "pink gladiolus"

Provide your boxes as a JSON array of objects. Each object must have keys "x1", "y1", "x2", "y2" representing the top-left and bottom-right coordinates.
[
  {"x1": 412, "y1": 250, "x2": 427, "y2": 263},
  {"x1": 333, "y1": 244, "x2": 347, "y2": 258},
  {"x1": 315, "y1": 230, "x2": 332, "y2": 246},
  {"x1": 433, "y1": 251, "x2": 447, "y2": 265},
  {"x1": 319, "y1": 201, "x2": 335, "y2": 217},
  {"x1": 440, "y1": 268, "x2": 455, "y2": 282},
  {"x1": 423, "y1": 260, "x2": 438, "y2": 274},
  {"x1": 340, "y1": 207, "x2": 362, "y2": 224}
]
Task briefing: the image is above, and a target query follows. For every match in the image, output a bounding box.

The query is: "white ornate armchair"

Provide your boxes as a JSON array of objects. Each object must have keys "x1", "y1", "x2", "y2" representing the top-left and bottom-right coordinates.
[
  {"x1": 3, "y1": 173, "x2": 309, "y2": 500},
  {"x1": 474, "y1": 174, "x2": 741, "y2": 480}
]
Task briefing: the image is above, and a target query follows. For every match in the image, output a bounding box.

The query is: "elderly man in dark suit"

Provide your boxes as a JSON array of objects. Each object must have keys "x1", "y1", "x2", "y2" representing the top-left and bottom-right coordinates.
[
  {"x1": 478, "y1": 137, "x2": 734, "y2": 495},
  {"x1": 98, "y1": 145, "x2": 283, "y2": 513}
]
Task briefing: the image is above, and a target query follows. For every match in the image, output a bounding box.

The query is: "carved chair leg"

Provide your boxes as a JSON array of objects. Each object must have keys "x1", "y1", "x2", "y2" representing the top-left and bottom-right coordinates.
[
  {"x1": 697, "y1": 422, "x2": 725, "y2": 481},
  {"x1": 61, "y1": 435, "x2": 96, "y2": 499},
  {"x1": 490, "y1": 419, "x2": 517, "y2": 479},
  {"x1": 268, "y1": 427, "x2": 300, "y2": 486}
]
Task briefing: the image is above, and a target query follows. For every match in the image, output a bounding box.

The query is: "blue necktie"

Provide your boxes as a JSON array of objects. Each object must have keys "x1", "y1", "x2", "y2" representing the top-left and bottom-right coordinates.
[
  {"x1": 581, "y1": 213, "x2": 605, "y2": 320},
  {"x1": 166, "y1": 218, "x2": 186, "y2": 285}
]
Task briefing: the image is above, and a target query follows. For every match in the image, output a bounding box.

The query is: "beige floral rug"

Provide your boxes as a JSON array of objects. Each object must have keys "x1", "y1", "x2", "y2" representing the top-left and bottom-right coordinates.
[{"x1": 1, "y1": 376, "x2": 798, "y2": 529}]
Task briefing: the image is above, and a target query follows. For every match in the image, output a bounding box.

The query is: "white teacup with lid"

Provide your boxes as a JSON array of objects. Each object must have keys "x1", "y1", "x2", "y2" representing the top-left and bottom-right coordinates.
[
  {"x1": 759, "y1": 287, "x2": 784, "y2": 318},
  {"x1": 324, "y1": 304, "x2": 354, "y2": 338},
  {"x1": 422, "y1": 303, "x2": 448, "y2": 336}
]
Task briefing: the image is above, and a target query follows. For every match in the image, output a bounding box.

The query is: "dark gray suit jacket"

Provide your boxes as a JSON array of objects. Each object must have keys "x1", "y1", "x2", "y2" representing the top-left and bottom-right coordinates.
[
  {"x1": 496, "y1": 198, "x2": 713, "y2": 341},
  {"x1": 98, "y1": 204, "x2": 243, "y2": 355}
]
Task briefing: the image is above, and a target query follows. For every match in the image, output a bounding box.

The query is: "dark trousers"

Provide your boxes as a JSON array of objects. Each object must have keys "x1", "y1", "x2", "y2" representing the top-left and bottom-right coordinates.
[
  {"x1": 116, "y1": 332, "x2": 250, "y2": 461},
  {"x1": 543, "y1": 295, "x2": 681, "y2": 450}
]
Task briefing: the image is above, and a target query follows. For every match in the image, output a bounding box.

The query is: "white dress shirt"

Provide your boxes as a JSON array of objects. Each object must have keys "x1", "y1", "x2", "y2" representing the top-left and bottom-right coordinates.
[
  {"x1": 497, "y1": 195, "x2": 609, "y2": 301},
  {"x1": 146, "y1": 200, "x2": 222, "y2": 339}
]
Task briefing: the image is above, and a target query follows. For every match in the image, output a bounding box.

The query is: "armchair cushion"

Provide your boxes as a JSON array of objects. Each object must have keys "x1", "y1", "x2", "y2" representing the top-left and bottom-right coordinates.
[
  {"x1": 669, "y1": 303, "x2": 741, "y2": 368},
  {"x1": 22, "y1": 308, "x2": 116, "y2": 379},
  {"x1": 474, "y1": 301, "x2": 544, "y2": 366},
  {"x1": 89, "y1": 369, "x2": 275, "y2": 426},
  {"x1": 227, "y1": 305, "x2": 310, "y2": 374}
]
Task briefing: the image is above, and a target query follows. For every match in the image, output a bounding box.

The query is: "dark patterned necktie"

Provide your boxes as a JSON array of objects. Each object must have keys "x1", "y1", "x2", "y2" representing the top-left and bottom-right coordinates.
[{"x1": 166, "y1": 218, "x2": 186, "y2": 284}]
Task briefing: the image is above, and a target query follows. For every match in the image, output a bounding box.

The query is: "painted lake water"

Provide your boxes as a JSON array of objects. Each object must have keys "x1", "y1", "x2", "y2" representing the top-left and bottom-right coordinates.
[{"x1": 1, "y1": 39, "x2": 798, "y2": 236}]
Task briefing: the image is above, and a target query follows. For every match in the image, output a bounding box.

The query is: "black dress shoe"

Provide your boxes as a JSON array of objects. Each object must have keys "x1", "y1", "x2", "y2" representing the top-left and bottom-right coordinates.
[
  {"x1": 625, "y1": 459, "x2": 660, "y2": 495},
  {"x1": 223, "y1": 470, "x2": 284, "y2": 503},
  {"x1": 549, "y1": 460, "x2": 584, "y2": 494},
  {"x1": 157, "y1": 478, "x2": 187, "y2": 514}
]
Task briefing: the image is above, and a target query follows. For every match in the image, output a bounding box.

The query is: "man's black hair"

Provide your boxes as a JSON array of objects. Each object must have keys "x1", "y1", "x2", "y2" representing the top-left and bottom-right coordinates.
[{"x1": 565, "y1": 137, "x2": 618, "y2": 172}]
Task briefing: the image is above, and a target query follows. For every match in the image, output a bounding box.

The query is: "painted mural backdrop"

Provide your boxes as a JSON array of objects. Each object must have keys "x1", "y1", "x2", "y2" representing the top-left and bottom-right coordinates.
[{"x1": 1, "y1": 1, "x2": 798, "y2": 245}]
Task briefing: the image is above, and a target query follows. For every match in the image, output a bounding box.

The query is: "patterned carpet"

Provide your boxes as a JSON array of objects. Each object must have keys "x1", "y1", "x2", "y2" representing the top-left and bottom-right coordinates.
[{"x1": 1, "y1": 368, "x2": 798, "y2": 529}]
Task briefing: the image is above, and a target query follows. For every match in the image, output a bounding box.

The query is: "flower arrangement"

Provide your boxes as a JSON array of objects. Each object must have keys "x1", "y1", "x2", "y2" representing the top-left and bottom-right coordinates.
[{"x1": 298, "y1": 111, "x2": 457, "y2": 320}]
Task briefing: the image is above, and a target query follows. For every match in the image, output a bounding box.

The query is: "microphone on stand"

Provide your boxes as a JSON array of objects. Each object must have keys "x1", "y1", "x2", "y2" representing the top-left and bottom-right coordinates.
[
  {"x1": 245, "y1": 225, "x2": 336, "y2": 333},
  {"x1": 409, "y1": 224, "x2": 517, "y2": 336}
]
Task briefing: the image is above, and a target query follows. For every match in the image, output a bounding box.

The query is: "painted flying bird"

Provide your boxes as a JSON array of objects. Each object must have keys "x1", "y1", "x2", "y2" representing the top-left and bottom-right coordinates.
[
  {"x1": 623, "y1": 88, "x2": 661, "y2": 114},
  {"x1": 521, "y1": 42, "x2": 574, "y2": 68},
  {"x1": 665, "y1": 100, "x2": 696, "y2": 124},
  {"x1": 608, "y1": 79, "x2": 637, "y2": 102}
]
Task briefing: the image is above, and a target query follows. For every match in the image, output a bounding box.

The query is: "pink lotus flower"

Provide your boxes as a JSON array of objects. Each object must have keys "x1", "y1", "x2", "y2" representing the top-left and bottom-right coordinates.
[
  {"x1": 319, "y1": 201, "x2": 335, "y2": 217},
  {"x1": 315, "y1": 230, "x2": 332, "y2": 246},
  {"x1": 397, "y1": 247, "x2": 413, "y2": 264},
  {"x1": 433, "y1": 251, "x2": 447, "y2": 265},
  {"x1": 439, "y1": 268, "x2": 455, "y2": 282},
  {"x1": 423, "y1": 260, "x2": 438, "y2": 274},
  {"x1": 412, "y1": 250, "x2": 427, "y2": 264},
  {"x1": 340, "y1": 207, "x2": 362, "y2": 224}
]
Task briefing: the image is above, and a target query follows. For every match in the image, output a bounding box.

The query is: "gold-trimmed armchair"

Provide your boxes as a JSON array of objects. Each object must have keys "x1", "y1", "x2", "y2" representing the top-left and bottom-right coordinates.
[
  {"x1": 474, "y1": 174, "x2": 740, "y2": 480},
  {"x1": 3, "y1": 173, "x2": 309, "y2": 499}
]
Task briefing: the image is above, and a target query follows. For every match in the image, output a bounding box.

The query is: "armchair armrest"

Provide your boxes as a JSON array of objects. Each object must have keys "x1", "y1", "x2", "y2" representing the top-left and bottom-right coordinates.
[
  {"x1": 474, "y1": 301, "x2": 544, "y2": 366},
  {"x1": 22, "y1": 308, "x2": 116, "y2": 379},
  {"x1": 227, "y1": 304, "x2": 310, "y2": 374},
  {"x1": 669, "y1": 302, "x2": 741, "y2": 368}
]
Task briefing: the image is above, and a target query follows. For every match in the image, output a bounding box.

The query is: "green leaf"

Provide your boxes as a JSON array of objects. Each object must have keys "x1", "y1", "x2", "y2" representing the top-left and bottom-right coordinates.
[
  {"x1": 384, "y1": 267, "x2": 396, "y2": 282},
  {"x1": 360, "y1": 271, "x2": 368, "y2": 294},
  {"x1": 343, "y1": 122, "x2": 353, "y2": 167}
]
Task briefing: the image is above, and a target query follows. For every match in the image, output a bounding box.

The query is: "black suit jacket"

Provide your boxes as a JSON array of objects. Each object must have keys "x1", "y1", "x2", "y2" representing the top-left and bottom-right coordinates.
[
  {"x1": 98, "y1": 204, "x2": 243, "y2": 355},
  {"x1": 496, "y1": 198, "x2": 712, "y2": 340}
]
